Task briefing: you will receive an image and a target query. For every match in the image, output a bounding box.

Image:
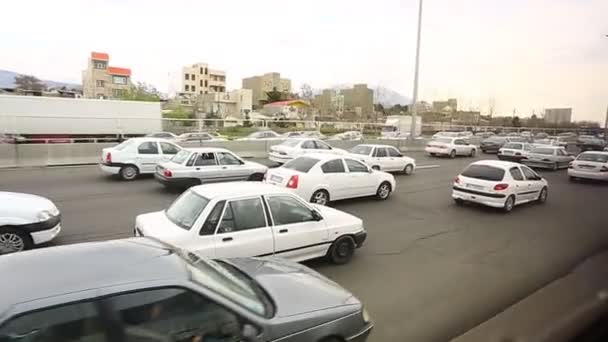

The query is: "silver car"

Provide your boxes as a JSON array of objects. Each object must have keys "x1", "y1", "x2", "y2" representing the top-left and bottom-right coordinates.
[
  {"x1": 0, "y1": 238, "x2": 373, "y2": 342},
  {"x1": 522, "y1": 146, "x2": 574, "y2": 170},
  {"x1": 155, "y1": 147, "x2": 267, "y2": 188}
]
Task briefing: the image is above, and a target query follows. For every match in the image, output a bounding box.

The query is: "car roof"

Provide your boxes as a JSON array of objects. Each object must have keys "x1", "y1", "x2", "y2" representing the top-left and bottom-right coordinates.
[
  {"x1": 183, "y1": 147, "x2": 232, "y2": 153},
  {"x1": 0, "y1": 238, "x2": 187, "y2": 312},
  {"x1": 190, "y1": 182, "x2": 292, "y2": 199},
  {"x1": 126, "y1": 137, "x2": 173, "y2": 143},
  {"x1": 470, "y1": 159, "x2": 523, "y2": 169},
  {"x1": 356, "y1": 144, "x2": 397, "y2": 149},
  {"x1": 580, "y1": 151, "x2": 608, "y2": 155}
]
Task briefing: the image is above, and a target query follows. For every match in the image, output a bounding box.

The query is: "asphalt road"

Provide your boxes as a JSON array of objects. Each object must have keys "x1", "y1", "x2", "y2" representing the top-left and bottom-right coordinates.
[{"x1": 2, "y1": 152, "x2": 608, "y2": 341}]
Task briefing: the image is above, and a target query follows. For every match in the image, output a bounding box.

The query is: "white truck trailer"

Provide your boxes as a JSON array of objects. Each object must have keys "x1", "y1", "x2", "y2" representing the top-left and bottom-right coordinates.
[
  {"x1": 0, "y1": 95, "x2": 162, "y2": 139},
  {"x1": 381, "y1": 115, "x2": 422, "y2": 138}
]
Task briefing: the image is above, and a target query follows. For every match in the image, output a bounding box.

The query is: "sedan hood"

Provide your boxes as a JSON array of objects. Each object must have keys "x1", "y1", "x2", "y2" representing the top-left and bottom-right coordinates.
[
  {"x1": 227, "y1": 257, "x2": 359, "y2": 318},
  {"x1": 0, "y1": 192, "x2": 59, "y2": 224}
]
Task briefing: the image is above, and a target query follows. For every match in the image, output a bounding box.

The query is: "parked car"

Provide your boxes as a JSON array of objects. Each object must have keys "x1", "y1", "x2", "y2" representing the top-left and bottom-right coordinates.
[
  {"x1": 533, "y1": 138, "x2": 560, "y2": 146},
  {"x1": 497, "y1": 142, "x2": 533, "y2": 162},
  {"x1": 0, "y1": 238, "x2": 373, "y2": 341},
  {"x1": 0, "y1": 192, "x2": 61, "y2": 254},
  {"x1": 145, "y1": 131, "x2": 178, "y2": 139},
  {"x1": 99, "y1": 137, "x2": 182, "y2": 180},
  {"x1": 176, "y1": 132, "x2": 227, "y2": 143},
  {"x1": 301, "y1": 131, "x2": 327, "y2": 140},
  {"x1": 568, "y1": 151, "x2": 608, "y2": 182},
  {"x1": 452, "y1": 160, "x2": 548, "y2": 212},
  {"x1": 268, "y1": 138, "x2": 346, "y2": 164},
  {"x1": 349, "y1": 144, "x2": 416, "y2": 174},
  {"x1": 280, "y1": 131, "x2": 304, "y2": 139},
  {"x1": 474, "y1": 131, "x2": 495, "y2": 138},
  {"x1": 236, "y1": 130, "x2": 282, "y2": 141},
  {"x1": 264, "y1": 154, "x2": 396, "y2": 205},
  {"x1": 136, "y1": 182, "x2": 368, "y2": 264},
  {"x1": 577, "y1": 135, "x2": 606, "y2": 151},
  {"x1": 522, "y1": 146, "x2": 574, "y2": 170},
  {"x1": 425, "y1": 137, "x2": 477, "y2": 158},
  {"x1": 329, "y1": 131, "x2": 363, "y2": 141},
  {"x1": 155, "y1": 148, "x2": 267, "y2": 188},
  {"x1": 432, "y1": 131, "x2": 468, "y2": 140},
  {"x1": 480, "y1": 136, "x2": 509, "y2": 153},
  {"x1": 381, "y1": 131, "x2": 411, "y2": 140},
  {"x1": 534, "y1": 132, "x2": 549, "y2": 139}
]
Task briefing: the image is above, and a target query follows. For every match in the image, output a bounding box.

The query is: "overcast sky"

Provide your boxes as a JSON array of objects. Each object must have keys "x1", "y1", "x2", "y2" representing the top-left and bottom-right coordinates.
[{"x1": 2, "y1": 0, "x2": 607, "y2": 121}]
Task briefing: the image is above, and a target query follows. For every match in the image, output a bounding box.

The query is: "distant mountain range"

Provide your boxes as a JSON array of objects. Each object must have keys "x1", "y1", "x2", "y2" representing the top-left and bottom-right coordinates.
[
  {"x1": 0, "y1": 69, "x2": 81, "y2": 90},
  {"x1": 318, "y1": 84, "x2": 411, "y2": 107}
]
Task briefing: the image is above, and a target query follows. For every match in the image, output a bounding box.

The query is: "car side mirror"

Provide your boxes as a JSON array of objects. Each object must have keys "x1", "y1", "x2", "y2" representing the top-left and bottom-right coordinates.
[
  {"x1": 311, "y1": 210, "x2": 323, "y2": 221},
  {"x1": 241, "y1": 324, "x2": 261, "y2": 342}
]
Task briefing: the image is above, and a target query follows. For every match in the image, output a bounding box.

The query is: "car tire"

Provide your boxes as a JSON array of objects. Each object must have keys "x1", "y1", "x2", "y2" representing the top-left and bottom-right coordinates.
[
  {"x1": 119, "y1": 165, "x2": 139, "y2": 181},
  {"x1": 0, "y1": 228, "x2": 33, "y2": 255},
  {"x1": 449, "y1": 150, "x2": 456, "y2": 159},
  {"x1": 376, "y1": 182, "x2": 392, "y2": 200},
  {"x1": 503, "y1": 195, "x2": 515, "y2": 213},
  {"x1": 311, "y1": 190, "x2": 330, "y2": 206},
  {"x1": 403, "y1": 164, "x2": 414, "y2": 175},
  {"x1": 371, "y1": 165, "x2": 380, "y2": 171},
  {"x1": 537, "y1": 187, "x2": 548, "y2": 204},
  {"x1": 454, "y1": 198, "x2": 465, "y2": 206},
  {"x1": 328, "y1": 236, "x2": 356, "y2": 265},
  {"x1": 470, "y1": 149, "x2": 476, "y2": 157},
  {"x1": 247, "y1": 173, "x2": 265, "y2": 181}
]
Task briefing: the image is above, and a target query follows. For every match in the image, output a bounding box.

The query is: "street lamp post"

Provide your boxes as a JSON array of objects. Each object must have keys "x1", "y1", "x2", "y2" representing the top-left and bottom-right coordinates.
[
  {"x1": 410, "y1": 0, "x2": 424, "y2": 139},
  {"x1": 605, "y1": 35, "x2": 608, "y2": 142}
]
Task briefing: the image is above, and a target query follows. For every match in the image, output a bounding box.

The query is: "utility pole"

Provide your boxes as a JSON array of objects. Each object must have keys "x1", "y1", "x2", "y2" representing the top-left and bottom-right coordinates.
[
  {"x1": 410, "y1": 0, "x2": 424, "y2": 139},
  {"x1": 604, "y1": 105, "x2": 608, "y2": 142}
]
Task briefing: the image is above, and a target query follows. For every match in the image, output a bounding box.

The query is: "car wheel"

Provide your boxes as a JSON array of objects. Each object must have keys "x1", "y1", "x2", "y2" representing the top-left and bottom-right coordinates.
[
  {"x1": 454, "y1": 198, "x2": 465, "y2": 206},
  {"x1": 403, "y1": 164, "x2": 414, "y2": 175},
  {"x1": 328, "y1": 236, "x2": 356, "y2": 265},
  {"x1": 503, "y1": 195, "x2": 515, "y2": 213},
  {"x1": 376, "y1": 182, "x2": 392, "y2": 200},
  {"x1": 537, "y1": 187, "x2": 548, "y2": 204},
  {"x1": 311, "y1": 190, "x2": 329, "y2": 206},
  {"x1": 0, "y1": 228, "x2": 33, "y2": 255},
  {"x1": 449, "y1": 150, "x2": 456, "y2": 158},
  {"x1": 247, "y1": 173, "x2": 265, "y2": 181},
  {"x1": 119, "y1": 165, "x2": 139, "y2": 180},
  {"x1": 551, "y1": 162, "x2": 558, "y2": 171},
  {"x1": 372, "y1": 165, "x2": 380, "y2": 171},
  {"x1": 470, "y1": 148, "x2": 476, "y2": 157}
]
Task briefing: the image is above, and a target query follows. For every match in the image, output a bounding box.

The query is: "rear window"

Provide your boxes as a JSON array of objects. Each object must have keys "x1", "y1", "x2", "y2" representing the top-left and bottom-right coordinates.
[
  {"x1": 280, "y1": 140, "x2": 300, "y2": 147},
  {"x1": 283, "y1": 157, "x2": 319, "y2": 173},
  {"x1": 434, "y1": 138, "x2": 452, "y2": 144},
  {"x1": 577, "y1": 153, "x2": 608, "y2": 163},
  {"x1": 485, "y1": 137, "x2": 506, "y2": 143},
  {"x1": 350, "y1": 145, "x2": 373, "y2": 155},
  {"x1": 503, "y1": 143, "x2": 522, "y2": 149},
  {"x1": 113, "y1": 140, "x2": 135, "y2": 151},
  {"x1": 531, "y1": 148, "x2": 555, "y2": 155},
  {"x1": 171, "y1": 150, "x2": 191, "y2": 164},
  {"x1": 461, "y1": 165, "x2": 505, "y2": 181}
]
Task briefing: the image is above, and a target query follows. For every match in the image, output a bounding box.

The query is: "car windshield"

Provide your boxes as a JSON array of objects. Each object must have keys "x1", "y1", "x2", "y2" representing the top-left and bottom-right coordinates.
[
  {"x1": 434, "y1": 138, "x2": 452, "y2": 144},
  {"x1": 280, "y1": 140, "x2": 300, "y2": 147},
  {"x1": 531, "y1": 148, "x2": 555, "y2": 155},
  {"x1": 180, "y1": 250, "x2": 271, "y2": 317},
  {"x1": 165, "y1": 190, "x2": 210, "y2": 229},
  {"x1": 170, "y1": 150, "x2": 191, "y2": 164},
  {"x1": 461, "y1": 164, "x2": 505, "y2": 181},
  {"x1": 283, "y1": 157, "x2": 319, "y2": 173},
  {"x1": 577, "y1": 153, "x2": 608, "y2": 163},
  {"x1": 350, "y1": 145, "x2": 373, "y2": 155}
]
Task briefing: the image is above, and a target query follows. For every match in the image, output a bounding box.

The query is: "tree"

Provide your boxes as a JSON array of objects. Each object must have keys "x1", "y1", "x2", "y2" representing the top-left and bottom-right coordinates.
[
  {"x1": 260, "y1": 87, "x2": 285, "y2": 105},
  {"x1": 120, "y1": 82, "x2": 161, "y2": 102},
  {"x1": 14, "y1": 74, "x2": 46, "y2": 91},
  {"x1": 511, "y1": 116, "x2": 521, "y2": 127}
]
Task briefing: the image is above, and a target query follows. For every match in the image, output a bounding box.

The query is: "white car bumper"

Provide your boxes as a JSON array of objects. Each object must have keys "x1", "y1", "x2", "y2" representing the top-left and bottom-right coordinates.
[
  {"x1": 425, "y1": 147, "x2": 449, "y2": 155},
  {"x1": 268, "y1": 153, "x2": 292, "y2": 164},
  {"x1": 99, "y1": 163, "x2": 121, "y2": 175},
  {"x1": 31, "y1": 222, "x2": 61, "y2": 245},
  {"x1": 568, "y1": 169, "x2": 608, "y2": 181},
  {"x1": 452, "y1": 188, "x2": 506, "y2": 208}
]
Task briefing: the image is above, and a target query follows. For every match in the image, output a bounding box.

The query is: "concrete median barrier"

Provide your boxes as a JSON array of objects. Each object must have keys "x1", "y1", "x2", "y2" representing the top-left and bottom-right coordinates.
[{"x1": 0, "y1": 144, "x2": 17, "y2": 168}]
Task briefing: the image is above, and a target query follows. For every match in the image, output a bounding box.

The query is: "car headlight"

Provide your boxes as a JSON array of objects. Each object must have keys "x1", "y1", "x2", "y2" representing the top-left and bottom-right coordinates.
[
  {"x1": 37, "y1": 210, "x2": 53, "y2": 222},
  {"x1": 361, "y1": 308, "x2": 371, "y2": 324}
]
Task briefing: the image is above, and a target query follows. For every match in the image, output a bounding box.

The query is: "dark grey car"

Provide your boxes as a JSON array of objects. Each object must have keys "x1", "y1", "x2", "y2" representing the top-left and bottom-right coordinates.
[
  {"x1": 0, "y1": 238, "x2": 372, "y2": 342},
  {"x1": 522, "y1": 146, "x2": 574, "y2": 170}
]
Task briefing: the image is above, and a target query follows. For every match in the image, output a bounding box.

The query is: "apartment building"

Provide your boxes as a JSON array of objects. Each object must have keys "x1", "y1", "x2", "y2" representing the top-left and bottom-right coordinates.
[
  {"x1": 242, "y1": 72, "x2": 291, "y2": 108},
  {"x1": 199, "y1": 89, "x2": 252, "y2": 119},
  {"x1": 82, "y1": 52, "x2": 132, "y2": 99},
  {"x1": 342, "y1": 84, "x2": 374, "y2": 118},
  {"x1": 432, "y1": 98, "x2": 458, "y2": 112},
  {"x1": 544, "y1": 108, "x2": 572, "y2": 124},
  {"x1": 313, "y1": 89, "x2": 344, "y2": 117},
  {"x1": 181, "y1": 63, "x2": 226, "y2": 96}
]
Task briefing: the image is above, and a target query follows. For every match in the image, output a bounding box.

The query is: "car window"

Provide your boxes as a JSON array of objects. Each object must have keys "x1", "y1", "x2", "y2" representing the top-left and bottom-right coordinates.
[
  {"x1": 114, "y1": 139, "x2": 135, "y2": 151},
  {"x1": 194, "y1": 152, "x2": 217, "y2": 166},
  {"x1": 556, "y1": 149, "x2": 568, "y2": 156},
  {"x1": 217, "y1": 198, "x2": 267, "y2": 233},
  {"x1": 503, "y1": 143, "x2": 522, "y2": 149},
  {"x1": 160, "y1": 142, "x2": 180, "y2": 155},
  {"x1": 434, "y1": 137, "x2": 452, "y2": 144},
  {"x1": 283, "y1": 157, "x2": 319, "y2": 173},
  {"x1": 107, "y1": 287, "x2": 240, "y2": 342},
  {"x1": 374, "y1": 148, "x2": 388, "y2": 157},
  {"x1": 171, "y1": 150, "x2": 191, "y2": 164},
  {"x1": 521, "y1": 166, "x2": 539, "y2": 180},
  {"x1": 388, "y1": 148, "x2": 402, "y2": 157},
  {"x1": 577, "y1": 153, "x2": 608, "y2": 163},
  {"x1": 280, "y1": 140, "x2": 300, "y2": 147},
  {"x1": 186, "y1": 153, "x2": 197, "y2": 167},
  {"x1": 138, "y1": 141, "x2": 159, "y2": 154},
  {"x1": 217, "y1": 152, "x2": 242, "y2": 165},
  {"x1": 166, "y1": 190, "x2": 210, "y2": 230},
  {"x1": 524, "y1": 144, "x2": 532, "y2": 151},
  {"x1": 461, "y1": 164, "x2": 505, "y2": 181},
  {"x1": 345, "y1": 159, "x2": 369, "y2": 173},
  {"x1": 266, "y1": 195, "x2": 315, "y2": 225},
  {"x1": 314, "y1": 140, "x2": 332, "y2": 150},
  {"x1": 200, "y1": 200, "x2": 225, "y2": 235},
  {"x1": 531, "y1": 147, "x2": 555, "y2": 155},
  {"x1": 0, "y1": 301, "x2": 104, "y2": 342},
  {"x1": 509, "y1": 167, "x2": 524, "y2": 181},
  {"x1": 301, "y1": 140, "x2": 316, "y2": 149},
  {"x1": 321, "y1": 159, "x2": 345, "y2": 173},
  {"x1": 454, "y1": 139, "x2": 466, "y2": 145}
]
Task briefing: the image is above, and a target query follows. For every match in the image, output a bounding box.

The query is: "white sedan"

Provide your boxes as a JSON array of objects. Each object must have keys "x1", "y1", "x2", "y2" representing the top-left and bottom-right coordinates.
[
  {"x1": 452, "y1": 160, "x2": 548, "y2": 212},
  {"x1": 425, "y1": 137, "x2": 477, "y2": 158},
  {"x1": 0, "y1": 192, "x2": 61, "y2": 254},
  {"x1": 135, "y1": 182, "x2": 367, "y2": 264},
  {"x1": 264, "y1": 153, "x2": 396, "y2": 205},
  {"x1": 568, "y1": 151, "x2": 608, "y2": 181},
  {"x1": 349, "y1": 144, "x2": 416, "y2": 174},
  {"x1": 268, "y1": 138, "x2": 346, "y2": 164},
  {"x1": 236, "y1": 130, "x2": 282, "y2": 141}
]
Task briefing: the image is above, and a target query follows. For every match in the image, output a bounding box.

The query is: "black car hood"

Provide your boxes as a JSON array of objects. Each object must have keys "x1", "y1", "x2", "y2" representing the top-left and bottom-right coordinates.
[{"x1": 227, "y1": 257, "x2": 358, "y2": 318}]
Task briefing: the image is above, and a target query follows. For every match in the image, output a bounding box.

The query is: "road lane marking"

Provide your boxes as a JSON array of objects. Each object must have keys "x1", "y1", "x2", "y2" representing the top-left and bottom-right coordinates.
[{"x1": 417, "y1": 164, "x2": 440, "y2": 170}]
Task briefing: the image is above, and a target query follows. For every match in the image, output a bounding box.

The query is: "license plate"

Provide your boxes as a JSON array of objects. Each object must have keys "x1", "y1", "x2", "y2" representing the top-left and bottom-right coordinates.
[
  {"x1": 270, "y1": 175, "x2": 283, "y2": 183},
  {"x1": 466, "y1": 183, "x2": 483, "y2": 190}
]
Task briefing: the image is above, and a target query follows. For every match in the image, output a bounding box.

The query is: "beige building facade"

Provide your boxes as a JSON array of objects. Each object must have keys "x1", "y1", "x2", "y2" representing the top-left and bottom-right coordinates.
[
  {"x1": 544, "y1": 108, "x2": 572, "y2": 124},
  {"x1": 242, "y1": 72, "x2": 291, "y2": 108},
  {"x1": 82, "y1": 52, "x2": 132, "y2": 99},
  {"x1": 181, "y1": 63, "x2": 226, "y2": 96},
  {"x1": 341, "y1": 84, "x2": 374, "y2": 119},
  {"x1": 313, "y1": 89, "x2": 344, "y2": 117},
  {"x1": 432, "y1": 98, "x2": 458, "y2": 112},
  {"x1": 198, "y1": 89, "x2": 252, "y2": 119}
]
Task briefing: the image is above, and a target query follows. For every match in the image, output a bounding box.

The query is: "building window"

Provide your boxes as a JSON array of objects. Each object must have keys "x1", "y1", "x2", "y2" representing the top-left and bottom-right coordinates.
[
  {"x1": 94, "y1": 62, "x2": 106, "y2": 69},
  {"x1": 95, "y1": 80, "x2": 105, "y2": 87},
  {"x1": 200, "y1": 91, "x2": 203, "y2": 95},
  {"x1": 192, "y1": 74, "x2": 196, "y2": 81},
  {"x1": 200, "y1": 67, "x2": 203, "y2": 74},
  {"x1": 192, "y1": 85, "x2": 196, "y2": 92},
  {"x1": 204, "y1": 80, "x2": 208, "y2": 87},
  {"x1": 112, "y1": 76, "x2": 128, "y2": 85},
  {"x1": 112, "y1": 89, "x2": 124, "y2": 98},
  {"x1": 205, "y1": 68, "x2": 208, "y2": 75},
  {"x1": 185, "y1": 85, "x2": 190, "y2": 91},
  {"x1": 200, "y1": 80, "x2": 203, "y2": 87},
  {"x1": 185, "y1": 74, "x2": 189, "y2": 80}
]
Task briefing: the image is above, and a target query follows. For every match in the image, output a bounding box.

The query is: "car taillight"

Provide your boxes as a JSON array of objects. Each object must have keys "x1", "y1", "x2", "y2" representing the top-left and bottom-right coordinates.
[
  {"x1": 568, "y1": 162, "x2": 573, "y2": 169},
  {"x1": 286, "y1": 175, "x2": 299, "y2": 189},
  {"x1": 453, "y1": 176, "x2": 460, "y2": 184},
  {"x1": 494, "y1": 183, "x2": 509, "y2": 191},
  {"x1": 164, "y1": 169, "x2": 172, "y2": 177},
  {"x1": 105, "y1": 152, "x2": 112, "y2": 164}
]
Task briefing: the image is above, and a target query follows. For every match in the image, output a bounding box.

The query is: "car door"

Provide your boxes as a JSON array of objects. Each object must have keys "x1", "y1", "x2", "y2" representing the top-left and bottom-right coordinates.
[
  {"x1": 136, "y1": 141, "x2": 161, "y2": 173},
  {"x1": 386, "y1": 147, "x2": 407, "y2": 170},
  {"x1": 521, "y1": 166, "x2": 543, "y2": 200},
  {"x1": 454, "y1": 139, "x2": 468, "y2": 155},
  {"x1": 319, "y1": 158, "x2": 350, "y2": 200},
  {"x1": 556, "y1": 148, "x2": 573, "y2": 167},
  {"x1": 212, "y1": 197, "x2": 274, "y2": 258},
  {"x1": 344, "y1": 158, "x2": 376, "y2": 197},
  {"x1": 217, "y1": 151, "x2": 249, "y2": 181},
  {"x1": 372, "y1": 147, "x2": 391, "y2": 170},
  {"x1": 192, "y1": 152, "x2": 223, "y2": 183},
  {"x1": 159, "y1": 141, "x2": 180, "y2": 161},
  {"x1": 265, "y1": 194, "x2": 329, "y2": 261},
  {"x1": 508, "y1": 166, "x2": 531, "y2": 203}
]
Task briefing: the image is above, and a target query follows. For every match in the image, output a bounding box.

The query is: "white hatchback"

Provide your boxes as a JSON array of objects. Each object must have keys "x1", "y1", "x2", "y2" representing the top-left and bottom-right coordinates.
[
  {"x1": 452, "y1": 160, "x2": 548, "y2": 212},
  {"x1": 349, "y1": 144, "x2": 416, "y2": 174},
  {"x1": 264, "y1": 153, "x2": 396, "y2": 205},
  {"x1": 268, "y1": 139, "x2": 346, "y2": 164},
  {"x1": 135, "y1": 182, "x2": 367, "y2": 264},
  {"x1": 99, "y1": 138, "x2": 182, "y2": 180},
  {"x1": 568, "y1": 151, "x2": 608, "y2": 181},
  {"x1": 425, "y1": 137, "x2": 477, "y2": 158}
]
